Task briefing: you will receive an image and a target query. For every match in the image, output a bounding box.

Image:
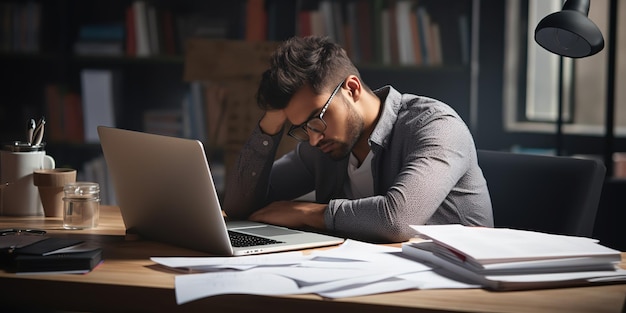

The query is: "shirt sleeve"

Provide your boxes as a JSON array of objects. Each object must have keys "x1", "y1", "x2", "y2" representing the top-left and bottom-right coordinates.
[
  {"x1": 324, "y1": 113, "x2": 477, "y2": 243},
  {"x1": 223, "y1": 125, "x2": 315, "y2": 219},
  {"x1": 223, "y1": 126, "x2": 279, "y2": 219}
]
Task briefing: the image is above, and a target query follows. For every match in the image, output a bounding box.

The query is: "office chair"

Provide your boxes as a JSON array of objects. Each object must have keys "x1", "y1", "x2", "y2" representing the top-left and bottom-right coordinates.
[{"x1": 477, "y1": 150, "x2": 606, "y2": 237}]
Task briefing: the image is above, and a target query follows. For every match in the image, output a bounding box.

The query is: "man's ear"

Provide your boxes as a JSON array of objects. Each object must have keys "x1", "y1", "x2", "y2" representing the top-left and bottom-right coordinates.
[{"x1": 345, "y1": 75, "x2": 361, "y2": 101}]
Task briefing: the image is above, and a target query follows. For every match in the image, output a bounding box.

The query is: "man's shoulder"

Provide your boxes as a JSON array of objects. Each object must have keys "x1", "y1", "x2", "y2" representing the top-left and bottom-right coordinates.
[
  {"x1": 379, "y1": 86, "x2": 456, "y2": 115},
  {"x1": 398, "y1": 94, "x2": 461, "y2": 123}
]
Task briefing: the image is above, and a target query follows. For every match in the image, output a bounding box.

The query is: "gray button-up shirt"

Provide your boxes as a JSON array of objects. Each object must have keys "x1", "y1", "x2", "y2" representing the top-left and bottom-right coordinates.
[{"x1": 224, "y1": 86, "x2": 493, "y2": 242}]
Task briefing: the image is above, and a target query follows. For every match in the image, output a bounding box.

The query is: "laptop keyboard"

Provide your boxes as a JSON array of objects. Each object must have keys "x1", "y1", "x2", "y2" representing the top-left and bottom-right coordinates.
[{"x1": 228, "y1": 230, "x2": 284, "y2": 247}]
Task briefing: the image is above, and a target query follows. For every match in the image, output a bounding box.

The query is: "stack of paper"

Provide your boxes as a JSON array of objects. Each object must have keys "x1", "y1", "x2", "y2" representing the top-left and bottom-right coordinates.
[{"x1": 402, "y1": 225, "x2": 626, "y2": 290}]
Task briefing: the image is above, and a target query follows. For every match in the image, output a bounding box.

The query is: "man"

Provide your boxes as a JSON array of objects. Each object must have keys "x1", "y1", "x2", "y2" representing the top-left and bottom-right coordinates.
[{"x1": 224, "y1": 36, "x2": 493, "y2": 243}]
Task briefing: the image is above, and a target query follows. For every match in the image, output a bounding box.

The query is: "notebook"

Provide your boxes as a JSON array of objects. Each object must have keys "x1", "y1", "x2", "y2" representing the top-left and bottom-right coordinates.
[{"x1": 97, "y1": 126, "x2": 344, "y2": 256}]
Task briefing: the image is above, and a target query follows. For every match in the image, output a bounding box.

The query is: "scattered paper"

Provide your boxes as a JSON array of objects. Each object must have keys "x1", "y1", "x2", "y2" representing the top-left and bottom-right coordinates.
[
  {"x1": 175, "y1": 272, "x2": 300, "y2": 304},
  {"x1": 153, "y1": 239, "x2": 463, "y2": 304},
  {"x1": 151, "y1": 251, "x2": 310, "y2": 271}
]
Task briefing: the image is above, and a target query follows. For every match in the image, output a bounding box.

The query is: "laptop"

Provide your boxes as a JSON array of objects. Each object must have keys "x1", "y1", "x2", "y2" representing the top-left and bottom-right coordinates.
[{"x1": 97, "y1": 126, "x2": 343, "y2": 256}]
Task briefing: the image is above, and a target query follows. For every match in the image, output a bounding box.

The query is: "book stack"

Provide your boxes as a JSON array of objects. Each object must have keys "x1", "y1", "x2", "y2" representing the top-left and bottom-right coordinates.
[{"x1": 402, "y1": 224, "x2": 626, "y2": 290}]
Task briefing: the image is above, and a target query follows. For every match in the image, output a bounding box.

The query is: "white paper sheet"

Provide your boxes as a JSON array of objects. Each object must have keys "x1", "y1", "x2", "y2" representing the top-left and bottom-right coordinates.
[
  {"x1": 151, "y1": 251, "x2": 310, "y2": 271},
  {"x1": 303, "y1": 240, "x2": 432, "y2": 272},
  {"x1": 175, "y1": 272, "x2": 300, "y2": 304},
  {"x1": 398, "y1": 270, "x2": 481, "y2": 289}
]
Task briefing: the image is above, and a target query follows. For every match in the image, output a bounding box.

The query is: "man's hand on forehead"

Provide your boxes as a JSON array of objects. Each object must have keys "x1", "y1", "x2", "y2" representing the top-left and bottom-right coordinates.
[{"x1": 260, "y1": 110, "x2": 288, "y2": 135}]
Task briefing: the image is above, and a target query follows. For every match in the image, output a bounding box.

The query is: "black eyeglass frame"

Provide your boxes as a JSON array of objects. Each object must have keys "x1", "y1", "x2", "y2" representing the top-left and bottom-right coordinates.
[{"x1": 288, "y1": 81, "x2": 344, "y2": 142}]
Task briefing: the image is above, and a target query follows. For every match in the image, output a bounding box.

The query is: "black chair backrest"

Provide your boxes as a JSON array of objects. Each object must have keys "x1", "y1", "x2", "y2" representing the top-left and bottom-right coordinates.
[{"x1": 477, "y1": 150, "x2": 606, "y2": 237}]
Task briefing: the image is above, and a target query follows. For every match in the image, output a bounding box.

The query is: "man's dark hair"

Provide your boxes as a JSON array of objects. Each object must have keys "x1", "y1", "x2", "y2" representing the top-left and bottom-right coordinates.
[{"x1": 256, "y1": 36, "x2": 364, "y2": 110}]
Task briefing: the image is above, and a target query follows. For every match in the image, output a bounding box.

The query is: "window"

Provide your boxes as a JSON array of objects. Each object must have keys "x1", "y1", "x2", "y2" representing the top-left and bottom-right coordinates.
[{"x1": 504, "y1": 0, "x2": 626, "y2": 137}]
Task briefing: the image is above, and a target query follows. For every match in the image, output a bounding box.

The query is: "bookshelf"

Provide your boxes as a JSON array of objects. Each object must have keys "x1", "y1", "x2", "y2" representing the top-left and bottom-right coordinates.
[{"x1": 0, "y1": 0, "x2": 479, "y2": 174}]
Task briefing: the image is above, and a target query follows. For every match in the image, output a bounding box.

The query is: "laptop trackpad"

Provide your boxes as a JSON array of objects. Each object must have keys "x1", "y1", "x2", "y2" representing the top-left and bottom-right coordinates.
[{"x1": 238, "y1": 226, "x2": 301, "y2": 237}]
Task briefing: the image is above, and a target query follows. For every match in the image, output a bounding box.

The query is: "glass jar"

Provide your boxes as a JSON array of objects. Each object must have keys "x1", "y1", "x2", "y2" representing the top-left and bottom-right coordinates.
[{"x1": 62, "y1": 182, "x2": 100, "y2": 229}]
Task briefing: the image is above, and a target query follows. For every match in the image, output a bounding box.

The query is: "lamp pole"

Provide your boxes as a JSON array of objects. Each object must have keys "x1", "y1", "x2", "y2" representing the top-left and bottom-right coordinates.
[
  {"x1": 556, "y1": 56, "x2": 564, "y2": 156},
  {"x1": 603, "y1": 0, "x2": 617, "y2": 177}
]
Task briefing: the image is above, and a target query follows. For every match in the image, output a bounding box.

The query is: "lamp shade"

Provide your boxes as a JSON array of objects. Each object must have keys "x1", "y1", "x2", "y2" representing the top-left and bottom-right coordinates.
[{"x1": 535, "y1": 0, "x2": 604, "y2": 58}]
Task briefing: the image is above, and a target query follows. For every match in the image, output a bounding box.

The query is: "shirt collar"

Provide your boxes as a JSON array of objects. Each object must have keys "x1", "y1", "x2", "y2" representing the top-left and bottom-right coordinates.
[{"x1": 369, "y1": 86, "x2": 403, "y2": 149}]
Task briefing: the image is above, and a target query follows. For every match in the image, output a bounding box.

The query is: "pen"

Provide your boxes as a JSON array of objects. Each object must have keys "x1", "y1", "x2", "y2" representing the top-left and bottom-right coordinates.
[
  {"x1": 26, "y1": 118, "x2": 35, "y2": 145},
  {"x1": 33, "y1": 116, "x2": 46, "y2": 146}
]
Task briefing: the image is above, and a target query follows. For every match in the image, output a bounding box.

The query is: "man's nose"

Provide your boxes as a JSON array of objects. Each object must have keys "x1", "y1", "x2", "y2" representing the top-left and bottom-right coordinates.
[{"x1": 308, "y1": 131, "x2": 324, "y2": 147}]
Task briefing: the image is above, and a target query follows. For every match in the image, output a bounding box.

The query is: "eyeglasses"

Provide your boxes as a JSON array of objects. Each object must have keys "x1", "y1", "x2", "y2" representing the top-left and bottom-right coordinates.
[
  {"x1": 288, "y1": 81, "x2": 343, "y2": 142},
  {"x1": 0, "y1": 228, "x2": 47, "y2": 236}
]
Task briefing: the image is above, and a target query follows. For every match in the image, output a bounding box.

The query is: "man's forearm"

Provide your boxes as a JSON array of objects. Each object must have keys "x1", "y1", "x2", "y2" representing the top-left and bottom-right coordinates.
[{"x1": 223, "y1": 126, "x2": 282, "y2": 219}]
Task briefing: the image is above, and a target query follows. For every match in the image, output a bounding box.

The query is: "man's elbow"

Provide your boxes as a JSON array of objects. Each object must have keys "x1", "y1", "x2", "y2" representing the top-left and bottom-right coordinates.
[{"x1": 368, "y1": 222, "x2": 417, "y2": 243}]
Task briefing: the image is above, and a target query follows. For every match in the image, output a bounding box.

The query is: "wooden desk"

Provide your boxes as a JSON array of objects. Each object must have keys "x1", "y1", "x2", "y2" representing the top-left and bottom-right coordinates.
[{"x1": 1, "y1": 206, "x2": 625, "y2": 313}]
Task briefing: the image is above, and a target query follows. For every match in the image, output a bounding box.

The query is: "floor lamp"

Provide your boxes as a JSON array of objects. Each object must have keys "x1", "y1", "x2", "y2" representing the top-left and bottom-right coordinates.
[{"x1": 534, "y1": 0, "x2": 607, "y2": 161}]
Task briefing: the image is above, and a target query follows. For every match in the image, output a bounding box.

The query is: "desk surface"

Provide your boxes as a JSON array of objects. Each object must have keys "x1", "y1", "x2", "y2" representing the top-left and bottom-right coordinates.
[{"x1": 1, "y1": 206, "x2": 625, "y2": 313}]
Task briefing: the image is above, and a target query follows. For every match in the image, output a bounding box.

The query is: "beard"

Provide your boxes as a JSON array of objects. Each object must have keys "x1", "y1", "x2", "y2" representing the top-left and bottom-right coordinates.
[{"x1": 321, "y1": 95, "x2": 364, "y2": 161}]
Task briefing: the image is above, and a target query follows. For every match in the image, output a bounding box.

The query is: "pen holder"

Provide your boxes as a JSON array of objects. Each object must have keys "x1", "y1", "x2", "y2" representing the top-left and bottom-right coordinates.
[{"x1": 1, "y1": 141, "x2": 55, "y2": 216}]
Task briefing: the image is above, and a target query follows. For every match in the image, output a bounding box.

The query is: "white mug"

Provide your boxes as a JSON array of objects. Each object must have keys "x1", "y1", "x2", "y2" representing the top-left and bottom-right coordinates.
[{"x1": 0, "y1": 142, "x2": 55, "y2": 216}]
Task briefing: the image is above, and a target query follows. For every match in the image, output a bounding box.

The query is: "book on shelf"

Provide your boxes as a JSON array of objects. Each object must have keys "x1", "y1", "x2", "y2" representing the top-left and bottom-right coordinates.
[
  {"x1": 125, "y1": 5, "x2": 136, "y2": 55},
  {"x1": 408, "y1": 5, "x2": 423, "y2": 65},
  {"x1": 74, "y1": 23, "x2": 125, "y2": 57},
  {"x1": 74, "y1": 41, "x2": 124, "y2": 56},
  {"x1": 132, "y1": 0, "x2": 150, "y2": 57},
  {"x1": 395, "y1": 0, "x2": 416, "y2": 65},
  {"x1": 124, "y1": 0, "x2": 179, "y2": 57},
  {"x1": 82, "y1": 155, "x2": 116, "y2": 206},
  {"x1": 78, "y1": 23, "x2": 125, "y2": 41},
  {"x1": 44, "y1": 84, "x2": 84, "y2": 143},
  {"x1": 160, "y1": 9, "x2": 177, "y2": 55},
  {"x1": 266, "y1": 0, "x2": 297, "y2": 41},
  {"x1": 386, "y1": 0, "x2": 399, "y2": 65},
  {"x1": 80, "y1": 69, "x2": 119, "y2": 143},
  {"x1": 402, "y1": 224, "x2": 626, "y2": 291},
  {"x1": 176, "y1": 13, "x2": 228, "y2": 53},
  {"x1": 356, "y1": 0, "x2": 374, "y2": 63},
  {"x1": 182, "y1": 81, "x2": 207, "y2": 143},
  {"x1": 202, "y1": 82, "x2": 229, "y2": 148},
  {"x1": 146, "y1": 4, "x2": 161, "y2": 55},
  {"x1": 379, "y1": 5, "x2": 391, "y2": 64},
  {"x1": 415, "y1": 5, "x2": 433, "y2": 65},
  {"x1": 344, "y1": 0, "x2": 360, "y2": 63},
  {"x1": 245, "y1": 0, "x2": 267, "y2": 41},
  {"x1": 143, "y1": 109, "x2": 185, "y2": 138},
  {"x1": 458, "y1": 13, "x2": 470, "y2": 65}
]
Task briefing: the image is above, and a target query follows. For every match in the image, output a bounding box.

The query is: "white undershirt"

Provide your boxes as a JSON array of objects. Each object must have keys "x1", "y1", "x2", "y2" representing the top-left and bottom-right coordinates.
[{"x1": 344, "y1": 151, "x2": 375, "y2": 199}]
